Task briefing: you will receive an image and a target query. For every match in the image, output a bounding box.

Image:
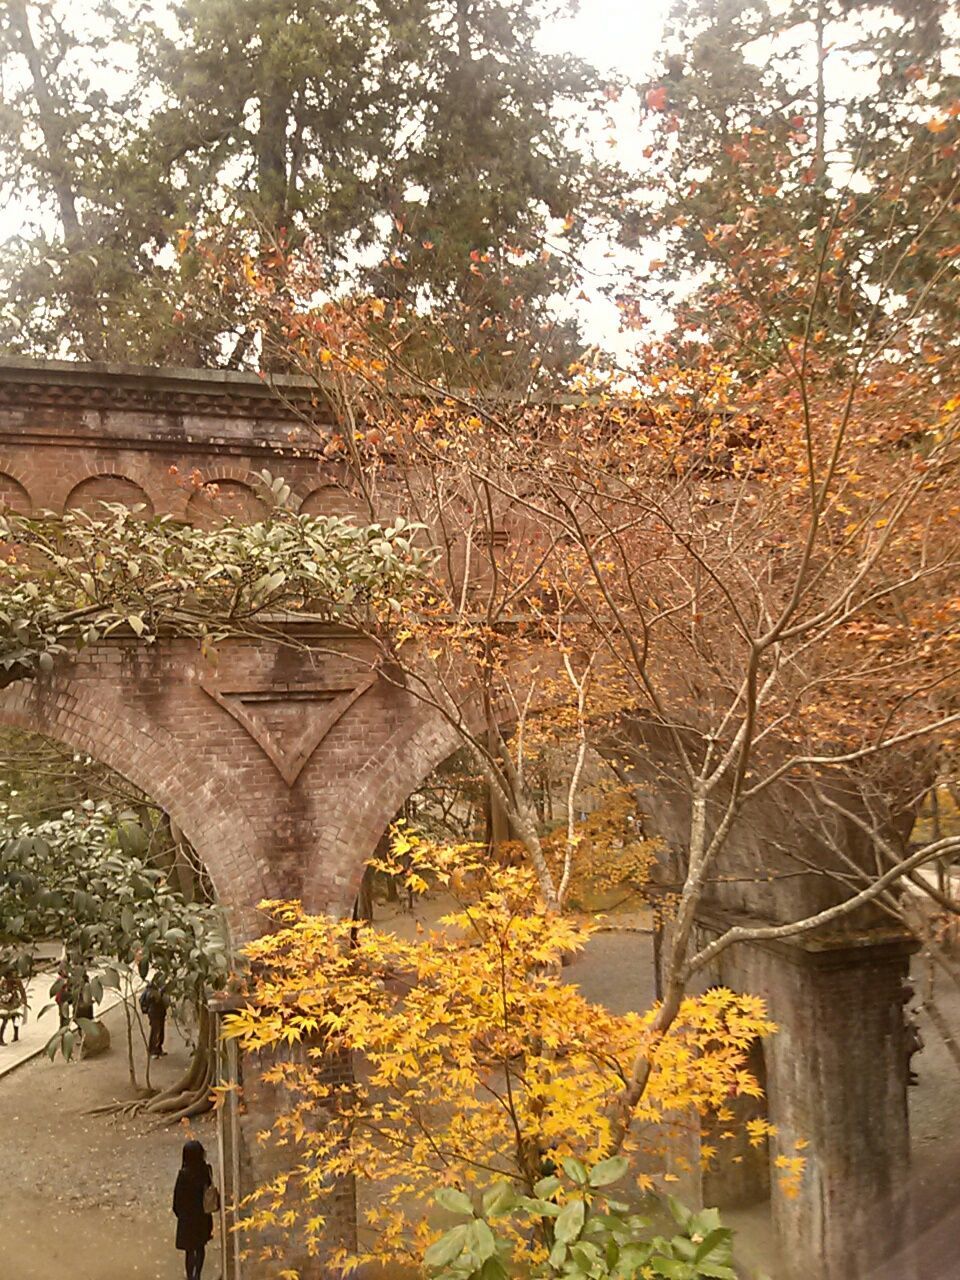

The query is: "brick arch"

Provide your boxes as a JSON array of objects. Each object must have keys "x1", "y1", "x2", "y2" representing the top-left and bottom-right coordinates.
[
  {"x1": 183, "y1": 478, "x2": 268, "y2": 528},
  {"x1": 301, "y1": 659, "x2": 559, "y2": 915},
  {"x1": 0, "y1": 678, "x2": 268, "y2": 942},
  {"x1": 0, "y1": 471, "x2": 31, "y2": 514},
  {"x1": 302, "y1": 703, "x2": 474, "y2": 914},
  {"x1": 299, "y1": 484, "x2": 366, "y2": 519},
  {"x1": 63, "y1": 473, "x2": 155, "y2": 518}
]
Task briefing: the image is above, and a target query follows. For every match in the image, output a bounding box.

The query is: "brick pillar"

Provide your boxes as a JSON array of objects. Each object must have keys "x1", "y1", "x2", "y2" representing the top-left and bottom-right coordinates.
[
  {"x1": 701, "y1": 919, "x2": 917, "y2": 1280},
  {"x1": 212, "y1": 1002, "x2": 358, "y2": 1279}
]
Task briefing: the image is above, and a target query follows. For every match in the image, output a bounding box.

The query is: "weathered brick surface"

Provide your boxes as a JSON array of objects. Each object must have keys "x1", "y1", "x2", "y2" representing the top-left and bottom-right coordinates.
[
  {"x1": 0, "y1": 623, "x2": 457, "y2": 942},
  {"x1": 0, "y1": 359, "x2": 474, "y2": 1275},
  {"x1": 0, "y1": 361, "x2": 340, "y2": 524},
  {"x1": 0, "y1": 359, "x2": 458, "y2": 939},
  {"x1": 695, "y1": 920, "x2": 917, "y2": 1280}
]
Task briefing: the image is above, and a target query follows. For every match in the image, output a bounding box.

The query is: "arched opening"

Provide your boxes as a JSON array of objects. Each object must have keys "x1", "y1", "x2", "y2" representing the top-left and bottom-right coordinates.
[
  {"x1": 0, "y1": 472, "x2": 32, "y2": 514},
  {"x1": 63, "y1": 474, "x2": 154, "y2": 518},
  {"x1": 185, "y1": 480, "x2": 267, "y2": 528},
  {"x1": 299, "y1": 483, "x2": 366, "y2": 519},
  {"x1": 319, "y1": 731, "x2": 668, "y2": 1265},
  {"x1": 0, "y1": 722, "x2": 232, "y2": 1280}
]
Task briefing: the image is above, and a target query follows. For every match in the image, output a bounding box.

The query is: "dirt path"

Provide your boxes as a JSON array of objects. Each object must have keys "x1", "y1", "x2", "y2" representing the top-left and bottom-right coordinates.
[{"x1": 0, "y1": 1001, "x2": 220, "y2": 1280}]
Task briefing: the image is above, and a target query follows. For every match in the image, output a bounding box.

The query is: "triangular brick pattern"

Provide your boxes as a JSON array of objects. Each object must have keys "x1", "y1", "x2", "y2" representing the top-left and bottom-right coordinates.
[{"x1": 200, "y1": 677, "x2": 376, "y2": 786}]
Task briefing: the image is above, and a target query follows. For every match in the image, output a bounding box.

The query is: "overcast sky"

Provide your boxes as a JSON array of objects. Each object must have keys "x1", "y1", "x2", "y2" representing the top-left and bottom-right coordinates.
[
  {"x1": 542, "y1": 0, "x2": 671, "y2": 348},
  {"x1": 542, "y1": 0, "x2": 670, "y2": 72}
]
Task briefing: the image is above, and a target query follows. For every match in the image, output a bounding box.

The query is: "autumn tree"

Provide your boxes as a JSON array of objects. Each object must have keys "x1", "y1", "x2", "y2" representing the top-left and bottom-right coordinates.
[
  {"x1": 0, "y1": 0, "x2": 158, "y2": 359},
  {"x1": 223, "y1": 842, "x2": 779, "y2": 1272},
  {"x1": 0, "y1": 13, "x2": 958, "y2": 1264},
  {"x1": 179, "y1": 73, "x2": 960, "y2": 1210}
]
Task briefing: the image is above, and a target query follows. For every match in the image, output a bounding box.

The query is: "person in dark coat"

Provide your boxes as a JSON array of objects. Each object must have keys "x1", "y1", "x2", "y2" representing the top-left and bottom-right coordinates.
[
  {"x1": 74, "y1": 971, "x2": 95, "y2": 1023},
  {"x1": 143, "y1": 980, "x2": 169, "y2": 1057},
  {"x1": 54, "y1": 962, "x2": 71, "y2": 1027},
  {"x1": 173, "y1": 1139, "x2": 214, "y2": 1280}
]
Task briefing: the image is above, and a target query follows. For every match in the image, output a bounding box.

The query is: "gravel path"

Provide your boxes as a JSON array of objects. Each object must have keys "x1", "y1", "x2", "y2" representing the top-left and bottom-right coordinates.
[{"x1": 0, "y1": 1000, "x2": 220, "y2": 1280}]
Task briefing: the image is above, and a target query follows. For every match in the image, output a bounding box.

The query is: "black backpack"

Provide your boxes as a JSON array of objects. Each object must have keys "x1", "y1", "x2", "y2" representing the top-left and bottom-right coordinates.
[{"x1": 139, "y1": 983, "x2": 155, "y2": 1015}]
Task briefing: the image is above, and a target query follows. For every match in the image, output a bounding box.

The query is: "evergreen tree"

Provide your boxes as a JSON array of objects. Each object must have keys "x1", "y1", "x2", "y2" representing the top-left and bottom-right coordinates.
[
  {"x1": 0, "y1": 0, "x2": 624, "y2": 370},
  {"x1": 0, "y1": 1, "x2": 174, "y2": 359}
]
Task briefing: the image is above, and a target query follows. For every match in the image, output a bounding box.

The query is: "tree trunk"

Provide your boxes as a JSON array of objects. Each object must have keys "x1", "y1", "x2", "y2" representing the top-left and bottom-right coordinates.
[
  {"x1": 121, "y1": 994, "x2": 140, "y2": 1092},
  {"x1": 356, "y1": 865, "x2": 374, "y2": 923}
]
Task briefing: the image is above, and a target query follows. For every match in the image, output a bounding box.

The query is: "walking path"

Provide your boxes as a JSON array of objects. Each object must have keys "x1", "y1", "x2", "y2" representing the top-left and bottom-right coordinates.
[
  {"x1": 0, "y1": 999, "x2": 217, "y2": 1280},
  {"x1": 0, "y1": 967, "x2": 130, "y2": 1079}
]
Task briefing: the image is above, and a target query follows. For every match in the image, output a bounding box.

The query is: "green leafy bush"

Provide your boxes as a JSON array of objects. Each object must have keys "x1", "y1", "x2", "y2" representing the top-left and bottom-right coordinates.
[{"x1": 425, "y1": 1158, "x2": 736, "y2": 1280}]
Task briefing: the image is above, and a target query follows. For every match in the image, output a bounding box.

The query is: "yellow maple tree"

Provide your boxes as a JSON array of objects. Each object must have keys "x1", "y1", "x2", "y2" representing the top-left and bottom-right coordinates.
[{"x1": 224, "y1": 839, "x2": 775, "y2": 1270}]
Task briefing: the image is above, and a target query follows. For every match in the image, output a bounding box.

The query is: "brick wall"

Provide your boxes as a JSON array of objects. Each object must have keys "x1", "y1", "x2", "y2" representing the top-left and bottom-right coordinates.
[
  {"x1": 0, "y1": 354, "x2": 521, "y2": 934},
  {"x1": 0, "y1": 360, "x2": 459, "y2": 934}
]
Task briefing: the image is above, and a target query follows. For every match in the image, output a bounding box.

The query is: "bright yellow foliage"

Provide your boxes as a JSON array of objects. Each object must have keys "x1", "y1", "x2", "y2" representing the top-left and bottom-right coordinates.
[{"x1": 225, "y1": 854, "x2": 774, "y2": 1268}]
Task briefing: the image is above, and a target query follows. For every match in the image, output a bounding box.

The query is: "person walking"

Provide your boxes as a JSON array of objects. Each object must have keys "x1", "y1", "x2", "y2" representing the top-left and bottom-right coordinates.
[
  {"x1": 54, "y1": 961, "x2": 72, "y2": 1027},
  {"x1": 172, "y1": 1139, "x2": 216, "y2": 1280},
  {"x1": 0, "y1": 969, "x2": 27, "y2": 1045},
  {"x1": 74, "y1": 970, "x2": 95, "y2": 1023}
]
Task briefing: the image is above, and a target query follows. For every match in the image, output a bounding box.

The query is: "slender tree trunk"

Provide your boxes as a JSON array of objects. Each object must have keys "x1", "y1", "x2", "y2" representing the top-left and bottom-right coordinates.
[
  {"x1": 121, "y1": 993, "x2": 140, "y2": 1092},
  {"x1": 485, "y1": 700, "x2": 512, "y2": 859},
  {"x1": 144, "y1": 1037, "x2": 153, "y2": 1092},
  {"x1": 257, "y1": 89, "x2": 289, "y2": 228},
  {"x1": 814, "y1": 0, "x2": 827, "y2": 186},
  {"x1": 168, "y1": 817, "x2": 198, "y2": 903},
  {"x1": 356, "y1": 865, "x2": 374, "y2": 923}
]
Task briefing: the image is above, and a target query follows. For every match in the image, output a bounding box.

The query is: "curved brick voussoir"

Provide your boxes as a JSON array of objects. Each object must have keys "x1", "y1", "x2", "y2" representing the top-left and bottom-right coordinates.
[
  {"x1": 0, "y1": 675, "x2": 267, "y2": 943},
  {"x1": 302, "y1": 701, "x2": 476, "y2": 916}
]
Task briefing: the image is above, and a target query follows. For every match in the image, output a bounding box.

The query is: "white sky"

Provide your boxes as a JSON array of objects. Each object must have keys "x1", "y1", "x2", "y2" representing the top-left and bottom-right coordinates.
[
  {"x1": 540, "y1": 0, "x2": 672, "y2": 350},
  {"x1": 541, "y1": 0, "x2": 670, "y2": 74}
]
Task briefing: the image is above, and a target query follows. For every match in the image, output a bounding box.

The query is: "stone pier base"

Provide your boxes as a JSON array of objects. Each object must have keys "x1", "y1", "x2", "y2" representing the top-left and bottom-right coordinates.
[{"x1": 695, "y1": 917, "x2": 917, "y2": 1280}]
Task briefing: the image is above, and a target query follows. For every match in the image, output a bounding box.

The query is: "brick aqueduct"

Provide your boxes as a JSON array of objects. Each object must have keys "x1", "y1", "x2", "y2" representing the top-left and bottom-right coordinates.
[
  {"x1": 0, "y1": 358, "x2": 922, "y2": 1280},
  {"x1": 0, "y1": 357, "x2": 470, "y2": 939}
]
